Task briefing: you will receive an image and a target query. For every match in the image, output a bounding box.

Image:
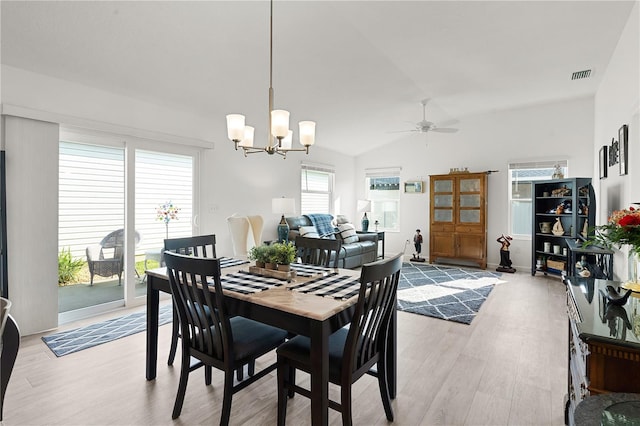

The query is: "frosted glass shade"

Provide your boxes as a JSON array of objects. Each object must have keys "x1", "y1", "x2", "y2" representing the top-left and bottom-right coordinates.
[
  {"x1": 299, "y1": 121, "x2": 316, "y2": 146},
  {"x1": 357, "y1": 199, "x2": 372, "y2": 213},
  {"x1": 280, "y1": 130, "x2": 293, "y2": 149},
  {"x1": 271, "y1": 110, "x2": 290, "y2": 138},
  {"x1": 272, "y1": 197, "x2": 296, "y2": 215},
  {"x1": 238, "y1": 126, "x2": 254, "y2": 148},
  {"x1": 226, "y1": 114, "x2": 245, "y2": 141}
]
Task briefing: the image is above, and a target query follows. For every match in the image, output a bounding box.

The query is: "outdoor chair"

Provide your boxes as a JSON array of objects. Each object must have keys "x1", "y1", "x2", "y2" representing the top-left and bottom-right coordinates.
[
  {"x1": 86, "y1": 229, "x2": 140, "y2": 286},
  {"x1": 295, "y1": 236, "x2": 342, "y2": 268},
  {"x1": 276, "y1": 254, "x2": 402, "y2": 425},
  {"x1": 164, "y1": 251, "x2": 287, "y2": 425}
]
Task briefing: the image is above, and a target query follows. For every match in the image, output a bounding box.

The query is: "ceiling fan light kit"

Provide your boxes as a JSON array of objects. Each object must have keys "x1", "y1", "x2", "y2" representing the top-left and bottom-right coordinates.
[{"x1": 394, "y1": 99, "x2": 459, "y2": 134}]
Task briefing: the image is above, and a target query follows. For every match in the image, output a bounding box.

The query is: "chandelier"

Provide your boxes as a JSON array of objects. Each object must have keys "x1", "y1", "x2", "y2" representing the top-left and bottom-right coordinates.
[{"x1": 226, "y1": 0, "x2": 316, "y2": 159}]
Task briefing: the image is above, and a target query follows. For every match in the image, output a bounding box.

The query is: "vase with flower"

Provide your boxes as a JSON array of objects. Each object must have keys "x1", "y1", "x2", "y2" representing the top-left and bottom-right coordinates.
[
  {"x1": 156, "y1": 201, "x2": 180, "y2": 240},
  {"x1": 586, "y1": 206, "x2": 640, "y2": 289}
]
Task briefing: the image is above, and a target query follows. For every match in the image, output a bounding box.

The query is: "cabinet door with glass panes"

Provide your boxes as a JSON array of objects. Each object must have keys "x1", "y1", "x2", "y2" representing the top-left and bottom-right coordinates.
[{"x1": 430, "y1": 172, "x2": 487, "y2": 269}]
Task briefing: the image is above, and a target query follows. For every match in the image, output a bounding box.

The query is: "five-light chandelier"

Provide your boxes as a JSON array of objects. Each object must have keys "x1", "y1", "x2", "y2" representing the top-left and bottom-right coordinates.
[{"x1": 226, "y1": 0, "x2": 315, "y2": 159}]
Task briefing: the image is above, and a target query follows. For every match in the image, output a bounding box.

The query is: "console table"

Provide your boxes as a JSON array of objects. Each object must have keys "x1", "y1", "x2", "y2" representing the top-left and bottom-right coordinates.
[
  {"x1": 357, "y1": 230, "x2": 385, "y2": 258},
  {"x1": 566, "y1": 239, "x2": 614, "y2": 280},
  {"x1": 564, "y1": 276, "x2": 640, "y2": 425}
]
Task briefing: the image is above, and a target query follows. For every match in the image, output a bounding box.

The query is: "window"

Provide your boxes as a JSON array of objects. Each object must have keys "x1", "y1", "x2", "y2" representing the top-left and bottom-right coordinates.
[
  {"x1": 509, "y1": 161, "x2": 568, "y2": 237},
  {"x1": 301, "y1": 163, "x2": 334, "y2": 214},
  {"x1": 365, "y1": 168, "x2": 401, "y2": 232}
]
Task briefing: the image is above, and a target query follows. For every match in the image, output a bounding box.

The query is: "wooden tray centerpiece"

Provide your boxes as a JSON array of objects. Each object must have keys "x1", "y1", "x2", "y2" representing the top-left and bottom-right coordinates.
[{"x1": 248, "y1": 265, "x2": 297, "y2": 281}]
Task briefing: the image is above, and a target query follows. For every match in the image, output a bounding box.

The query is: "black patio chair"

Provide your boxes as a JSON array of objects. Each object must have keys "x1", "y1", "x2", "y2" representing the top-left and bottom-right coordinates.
[{"x1": 86, "y1": 229, "x2": 140, "y2": 285}]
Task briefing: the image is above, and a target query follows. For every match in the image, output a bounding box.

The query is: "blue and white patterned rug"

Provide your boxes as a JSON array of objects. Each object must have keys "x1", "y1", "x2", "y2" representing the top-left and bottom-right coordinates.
[
  {"x1": 397, "y1": 263, "x2": 504, "y2": 325},
  {"x1": 42, "y1": 304, "x2": 173, "y2": 357}
]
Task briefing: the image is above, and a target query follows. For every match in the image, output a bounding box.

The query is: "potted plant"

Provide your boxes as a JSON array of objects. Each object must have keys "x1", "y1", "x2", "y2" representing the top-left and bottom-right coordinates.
[
  {"x1": 264, "y1": 244, "x2": 278, "y2": 270},
  {"x1": 274, "y1": 241, "x2": 297, "y2": 272},
  {"x1": 249, "y1": 244, "x2": 269, "y2": 268}
]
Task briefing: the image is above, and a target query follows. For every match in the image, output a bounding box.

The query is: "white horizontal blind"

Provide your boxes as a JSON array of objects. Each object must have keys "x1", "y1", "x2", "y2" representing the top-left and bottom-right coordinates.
[
  {"x1": 59, "y1": 141, "x2": 125, "y2": 259},
  {"x1": 135, "y1": 150, "x2": 193, "y2": 252},
  {"x1": 301, "y1": 163, "x2": 334, "y2": 215}
]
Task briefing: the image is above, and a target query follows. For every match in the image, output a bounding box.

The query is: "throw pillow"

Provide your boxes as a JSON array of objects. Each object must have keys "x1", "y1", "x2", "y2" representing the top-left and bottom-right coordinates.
[
  {"x1": 335, "y1": 215, "x2": 350, "y2": 225},
  {"x1": 299, "y1": 226, "x2": 320, "y2": 238},
  {"x1": 338, "y1": 223, "x2": 359, "y2": 244}
]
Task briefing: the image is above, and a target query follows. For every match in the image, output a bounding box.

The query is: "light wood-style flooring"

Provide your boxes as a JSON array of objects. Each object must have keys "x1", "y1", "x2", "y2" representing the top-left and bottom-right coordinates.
[{"x1": 2, "y1": 270, "x2": 567, "y2": 425}]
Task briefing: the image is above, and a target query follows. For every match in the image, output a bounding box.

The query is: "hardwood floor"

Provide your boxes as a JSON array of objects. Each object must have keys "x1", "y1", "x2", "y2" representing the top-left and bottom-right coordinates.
[{"x1": 2, "y1": 271, "x2": 567, "y2": 425}]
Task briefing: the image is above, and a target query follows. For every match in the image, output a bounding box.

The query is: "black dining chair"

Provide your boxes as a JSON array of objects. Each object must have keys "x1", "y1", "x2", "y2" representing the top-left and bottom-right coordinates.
[
  {"x1": 276, "y1": 253, "x2": 402, "y2": 426},
  {"x1": 164, "y1": 251, "x2": 287, "y2": 425},
  {"x1": 295, "y1": 236, "x2": 342, "y2": 268},
  {"x1": 164, "y1": 234, "x2": 217, "y2": 366}
]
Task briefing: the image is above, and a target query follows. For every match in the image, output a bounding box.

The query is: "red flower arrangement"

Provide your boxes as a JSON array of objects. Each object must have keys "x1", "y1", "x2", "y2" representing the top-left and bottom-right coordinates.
[{"x1": 588, "y1": 206, "x2": 640, "y2": 255}]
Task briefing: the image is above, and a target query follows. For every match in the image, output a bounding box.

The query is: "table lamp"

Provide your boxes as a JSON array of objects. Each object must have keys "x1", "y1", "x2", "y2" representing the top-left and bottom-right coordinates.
[
  {"x1": 357, "y1": 200, "x2": 372, "y2": 232},
  {"x1": 272, "y1": 197, "x2": 296, "y2": 243}
]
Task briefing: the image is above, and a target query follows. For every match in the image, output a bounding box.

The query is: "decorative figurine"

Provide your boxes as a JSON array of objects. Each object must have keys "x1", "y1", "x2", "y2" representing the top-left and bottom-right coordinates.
[
  {"x1": 496, "y1": 234, "x2": 516, "y2": 273},
  {"x1": 410, "y1": 229, "x2": 425, "y2": 262}
]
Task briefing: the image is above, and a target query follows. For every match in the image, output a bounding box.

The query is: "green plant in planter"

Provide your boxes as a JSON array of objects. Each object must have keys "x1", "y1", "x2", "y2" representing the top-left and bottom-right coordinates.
[
  {"x1": 58, "y1": 247, "x2": 85, "y2": 285},
  {"x1": 273, "y1": 241, "x2": 297, "y2": 265},
  {"x1": 249, "y1": 244, "x2": 270, "y2": 267},
  {"x1": 264, "y1": 244, "x2": 279, "y2": 269}
]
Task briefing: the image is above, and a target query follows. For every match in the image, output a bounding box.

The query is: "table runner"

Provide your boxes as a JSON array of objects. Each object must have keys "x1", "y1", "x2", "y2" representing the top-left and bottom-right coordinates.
[
  {"x1": 290, "y1": 263, "x2": 333, "y2": 277},
  {"x1": 219, "y1": 257, "x2": 250, "y2": 268},
  {"x1": 219, "y1": 271, "x2": 284, "y2": 294},
  {"x1": 289, "y1": 273, "x2": 362, "y2": 300}
]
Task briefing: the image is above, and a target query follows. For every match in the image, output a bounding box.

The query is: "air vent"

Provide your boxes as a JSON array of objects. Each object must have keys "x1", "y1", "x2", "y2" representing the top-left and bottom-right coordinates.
[{"x1": 571, "y1": 69, "x2": 592, "y2": 80}]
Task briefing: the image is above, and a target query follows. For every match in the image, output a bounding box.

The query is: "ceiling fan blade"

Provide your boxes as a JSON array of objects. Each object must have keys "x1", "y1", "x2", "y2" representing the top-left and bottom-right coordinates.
[
  {"x1": 430, "y1": 127, "x2": 458, "y2": 133},
  {"x1": 386, "y1": 129, "x2": 418, "y2": 134}
]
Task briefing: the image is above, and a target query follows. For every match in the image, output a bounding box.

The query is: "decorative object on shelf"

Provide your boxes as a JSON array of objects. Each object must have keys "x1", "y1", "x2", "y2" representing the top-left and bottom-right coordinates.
[
  {"x1": 496, "y1": 234, "x2": 515, "y2": 273},
  {"x1": 553, "y1": 218, "x2": 565, "y2": 236},
  {"x1": 552, "y1": 164, "x2": 565, "y2": 179},
  {"x1": 374, "y1": 220, "x2": 379, "y2": 231},
  {"x1": 539, "y1": 222, "x2": 552, "y2": 234},
  {"x1": 225, "y1": 0, "x2": 315, "y2": 159},
  {"x1": 619, "y1": 124, "x2": 628, "y2": 176},
  {"x1": 551, "y1": 185, "x2": 571, "y2": 197},
  {"x1": 156, "y1": 200, "x2": 180, "y2": 239},
  {"x1": 600, "y1": 145, "x2": 608, "y2": 179},
  {"x1": 357, "y1": 199, "x2": 371, "y2": 232},
  {"x1": 404, "y1": 181, "x2": 424, "y2": 193},
  {"x1": 272, "y1": 197, "x2": 296, "y2": 243},
  {"x1": 602, "y1": 285, "x2": 633, "y2": 306}
]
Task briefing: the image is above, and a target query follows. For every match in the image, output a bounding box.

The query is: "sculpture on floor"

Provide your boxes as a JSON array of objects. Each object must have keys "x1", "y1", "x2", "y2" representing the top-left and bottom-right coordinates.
[
  {"x1": 496, "y1": 234, "x2": 516, "y2": 273},
  {"x1": 410, "y1": 229, "x2": 425, "y2": 262}
]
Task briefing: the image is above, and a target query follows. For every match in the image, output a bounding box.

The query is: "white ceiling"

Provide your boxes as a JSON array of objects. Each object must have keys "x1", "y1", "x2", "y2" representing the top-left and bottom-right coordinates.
[{"x1": 1, "y1": 1, "x2": 636, "y2": 156}]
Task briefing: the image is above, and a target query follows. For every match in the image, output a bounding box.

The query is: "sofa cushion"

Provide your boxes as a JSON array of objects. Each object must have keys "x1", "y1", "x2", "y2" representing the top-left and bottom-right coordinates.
[
  {"x1": 337, "y1": 223, "x2": 358, "y2": 244},
  {"x1": 286, "y1": 215, "x2": 312, "y2": 231},
  {"x1": 299, "y1": 226, "x2": 319, "y2": 238}
]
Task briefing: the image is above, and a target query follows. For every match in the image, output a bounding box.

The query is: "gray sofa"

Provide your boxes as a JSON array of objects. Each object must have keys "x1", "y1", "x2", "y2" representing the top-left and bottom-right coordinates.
[{"x1": 285, "y1": 215, "x2": 379, "y2": 269}]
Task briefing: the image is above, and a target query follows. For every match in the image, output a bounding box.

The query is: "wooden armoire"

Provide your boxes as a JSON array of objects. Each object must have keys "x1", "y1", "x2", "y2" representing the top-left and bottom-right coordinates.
[{"x1": 429, "y1": 171, "x2": 487, "y2": 269}]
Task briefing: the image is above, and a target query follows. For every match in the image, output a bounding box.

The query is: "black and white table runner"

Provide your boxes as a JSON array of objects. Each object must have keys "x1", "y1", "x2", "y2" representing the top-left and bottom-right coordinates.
[
  {"x1": 219, "y1": 271, "x2": 284, "y2": 294},
  {"x1": 289, "y1": 273, "x2": 362, "y2": 300}
]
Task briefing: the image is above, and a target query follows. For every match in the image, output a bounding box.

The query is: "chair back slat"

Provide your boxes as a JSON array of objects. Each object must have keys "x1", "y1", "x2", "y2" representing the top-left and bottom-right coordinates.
[
  {"x1": 295, "y1": 236, "x2": 342, "y2": 268},
  {"x1": 164, "y1": 252, "x2": 231, "y2": 362},
  {"x1": 343, "y1": 254, "x2": 402, "y2": 375},
  {"x1": 164, "y1": 235, "x2": 217, "y2": 258}
]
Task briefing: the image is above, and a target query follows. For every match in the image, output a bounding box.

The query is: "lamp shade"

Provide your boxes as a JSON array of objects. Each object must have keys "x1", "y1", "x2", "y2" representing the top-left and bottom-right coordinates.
[
  {"x1": 271, "y1": 110, "x2": 290, "y2": 138},
  {"x1": 299, "y1": 121, "x2": 316, "y2": 146},
  {"x1": 357, "y1": 200, "x2": 372, "y2": 213},
  {"x1": 238, "y1": 126, "x2": 255, "y2": 148},
  {"x1": 272, "y1": 197, "x2": 296, "y2": 215},
  {"x1": 280, "y1": 130, "x2": 293, "y2": 150},
  {"x1": 226, "y1": 114, "x2": 245, "y2": 141}
]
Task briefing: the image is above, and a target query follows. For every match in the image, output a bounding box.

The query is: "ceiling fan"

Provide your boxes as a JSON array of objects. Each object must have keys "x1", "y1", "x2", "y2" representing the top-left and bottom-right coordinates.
[{"x1": 392, "y1": 99, "x2": 459, "y2": 134}]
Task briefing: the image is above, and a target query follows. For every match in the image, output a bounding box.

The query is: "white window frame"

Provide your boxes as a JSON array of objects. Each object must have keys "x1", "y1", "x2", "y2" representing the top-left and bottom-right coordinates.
[
  {"x1": 365, "y1": 167, "x2": 401, "y2": 232},
  {"x1": 300, "y1": 163, "x2": 335, "y2": 215},
  {"x1": 508, "y1": 160, "x2": 568, "y2": 239}
]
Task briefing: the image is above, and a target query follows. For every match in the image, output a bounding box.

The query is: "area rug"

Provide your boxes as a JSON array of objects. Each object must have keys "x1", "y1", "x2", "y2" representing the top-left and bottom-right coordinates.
[
  {"x1": 42, "y1": 304, "x2": 173, "y2": 357},
  {"x1": 397, "y1": 263, "x2": 504, "y2": 324}
]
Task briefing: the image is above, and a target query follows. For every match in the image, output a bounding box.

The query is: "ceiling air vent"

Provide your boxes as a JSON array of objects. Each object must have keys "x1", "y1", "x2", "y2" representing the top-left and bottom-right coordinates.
[{"x1": 571, "y1": 69, "x2": 592, "y2": 80}]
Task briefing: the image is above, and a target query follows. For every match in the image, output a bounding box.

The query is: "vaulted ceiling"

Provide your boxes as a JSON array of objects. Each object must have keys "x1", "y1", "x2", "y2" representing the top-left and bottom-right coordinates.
[{"x1": 1, "y1": 1, "x2": 636, "y2": 155}]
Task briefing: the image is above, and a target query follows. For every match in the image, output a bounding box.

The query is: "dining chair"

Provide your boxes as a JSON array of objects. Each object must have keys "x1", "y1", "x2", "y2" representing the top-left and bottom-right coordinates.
[
  {"x1": 163, "y1": 235, "x2": 217, "y2": 366},
  {"x1": 164, "y1": 251, "x2": 287, "y2": 425},
  {"x1": 226, "y1": 214, "x2": 251, "y2": 256},
  {"x1": 247, "y1": 215, "x2": 264, "y2": 247},
  {"x1": 276, "y1": 253, "x2": 402, "y2": 426},
  {"x1": 295, "y1": 236, "x2": 342, "y2": 268}
]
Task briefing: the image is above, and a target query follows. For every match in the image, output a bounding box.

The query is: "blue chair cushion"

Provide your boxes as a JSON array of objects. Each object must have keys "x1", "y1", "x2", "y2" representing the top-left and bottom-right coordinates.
[{"x1": 230, "y1": 317, "x2": 288, "y2": 361}]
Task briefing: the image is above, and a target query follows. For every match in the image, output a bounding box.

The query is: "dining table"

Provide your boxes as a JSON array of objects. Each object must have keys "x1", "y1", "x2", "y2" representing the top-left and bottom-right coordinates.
[{"x1": 145, "y1": 258, "x2": 397, "y2": 426}]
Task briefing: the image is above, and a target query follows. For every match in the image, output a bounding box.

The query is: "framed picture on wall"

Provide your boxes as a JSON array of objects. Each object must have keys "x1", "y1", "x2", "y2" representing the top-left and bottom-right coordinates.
[
  {"x1": 404, "y1": 181, "x2": 424, "y2": 193},
  {"x1": 619, "y1": 124, "x2": 628, "y2": 176},
  {"x1": 599, "y1": 146, "x2": 608, "y2": 179}
]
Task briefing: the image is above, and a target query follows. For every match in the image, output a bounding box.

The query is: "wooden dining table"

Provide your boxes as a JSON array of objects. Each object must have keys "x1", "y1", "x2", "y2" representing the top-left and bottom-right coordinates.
[{"x1": 145, "y1": 259, "x2": 397, "y2": 426}]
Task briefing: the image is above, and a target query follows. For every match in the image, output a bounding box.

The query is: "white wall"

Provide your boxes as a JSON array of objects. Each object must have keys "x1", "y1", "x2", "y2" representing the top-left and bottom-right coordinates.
[
  {"x1": 593, "y1": 2, "x2": 640, "y2": 281},
  {"x1": 356, "y1": 96, "x2": 595, "y2": 270}
]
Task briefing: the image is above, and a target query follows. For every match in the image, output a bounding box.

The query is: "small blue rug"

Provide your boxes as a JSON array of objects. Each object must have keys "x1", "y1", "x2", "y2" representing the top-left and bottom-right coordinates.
[
  {"x1": 397, "y1": 263, "x2": 504, "y2": 325},
  {"x1": 42, "y1": 304, "x2": 173, "y2": 357}
]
